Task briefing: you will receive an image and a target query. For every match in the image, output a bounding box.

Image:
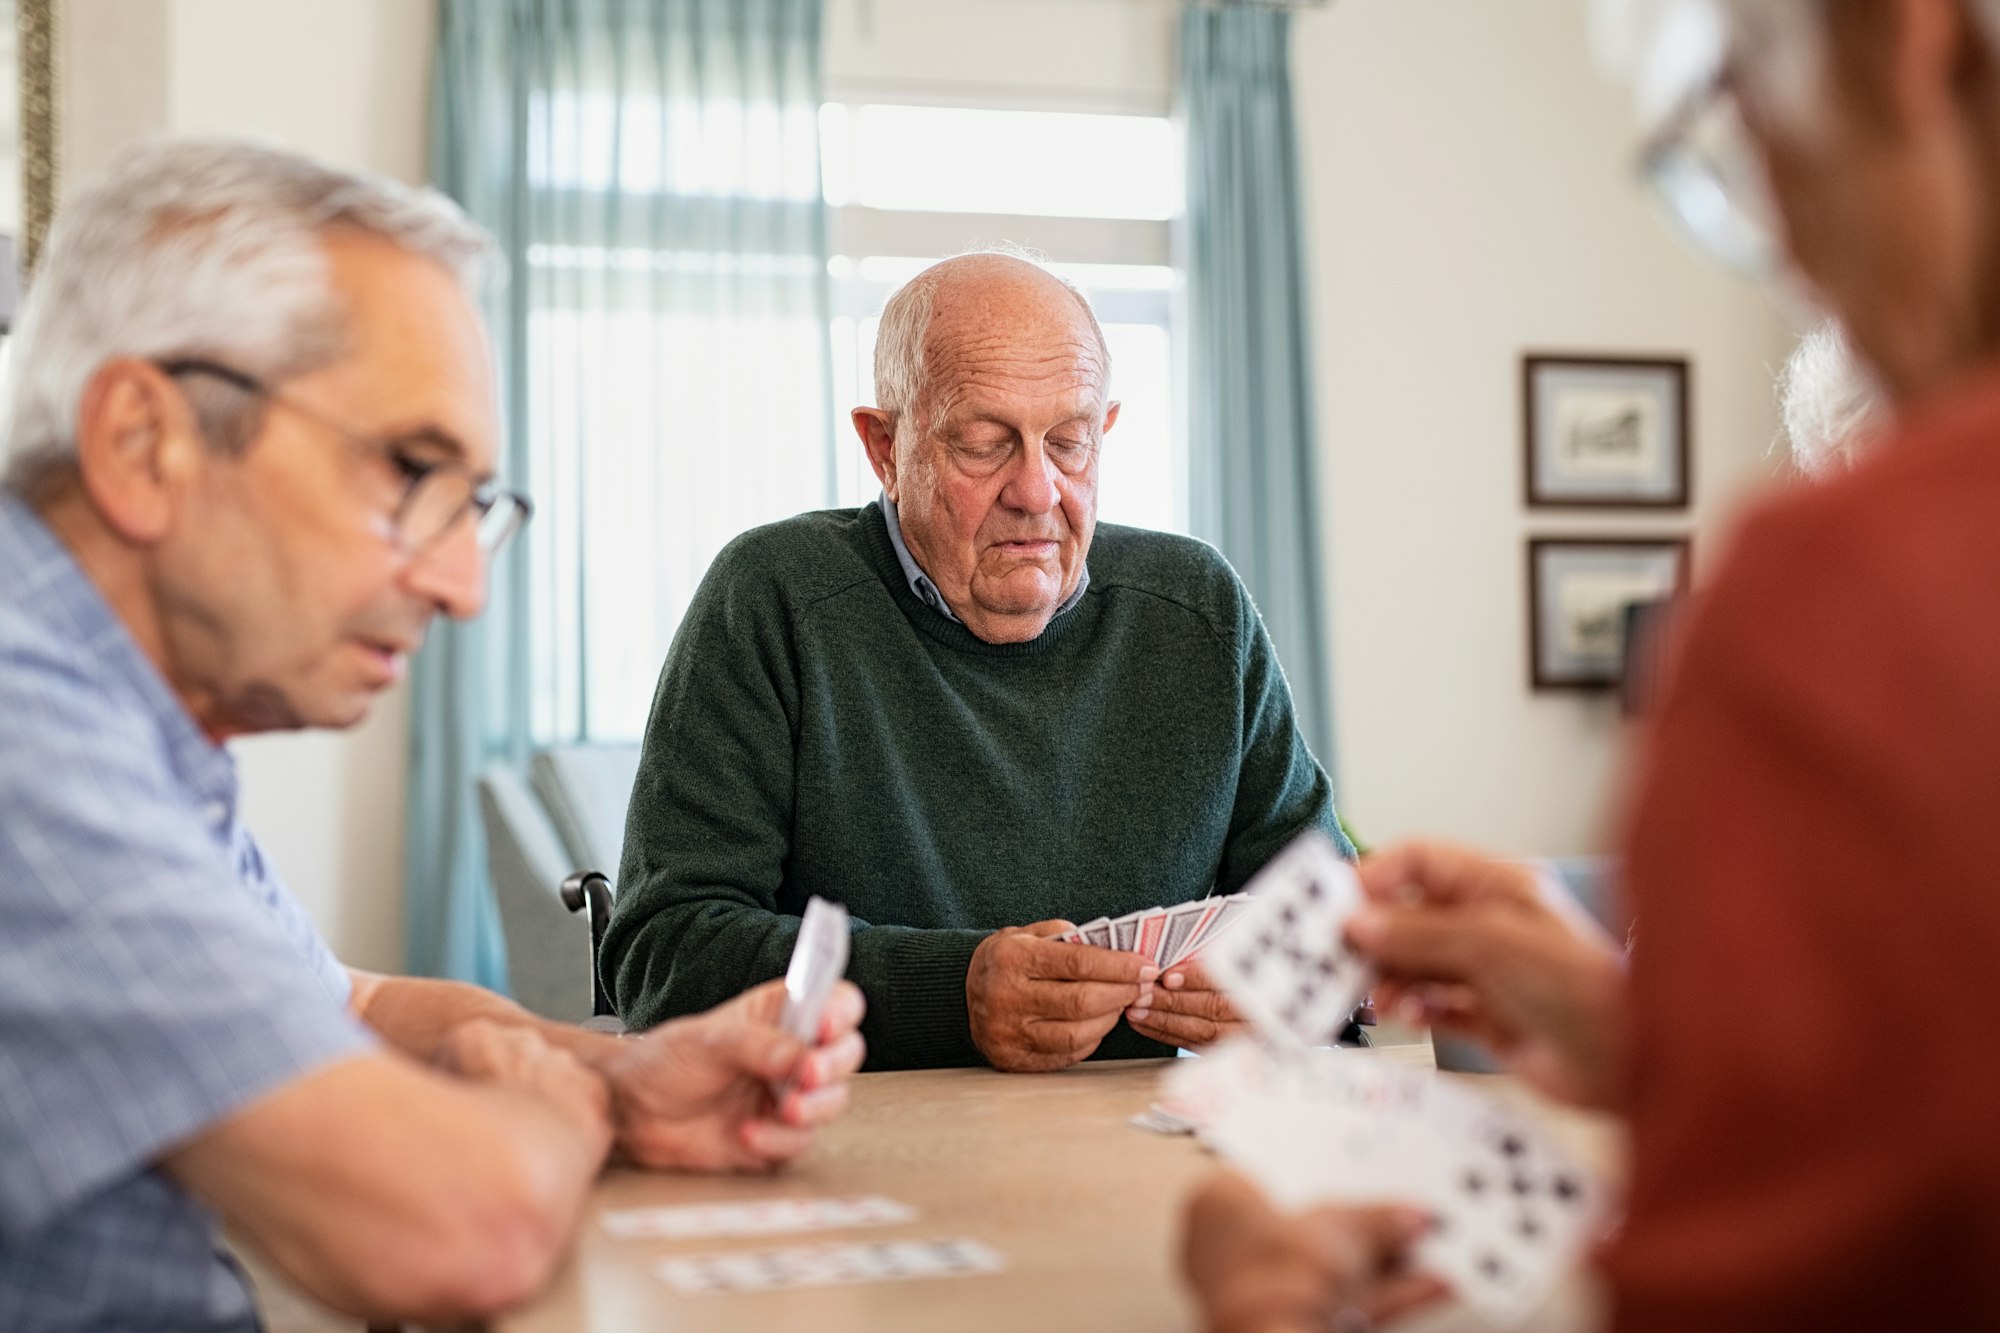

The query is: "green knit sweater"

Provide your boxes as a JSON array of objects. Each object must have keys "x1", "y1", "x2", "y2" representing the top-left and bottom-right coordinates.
[{"x1": 602, "y1": 502, "x2": 1349, "y2": 1070}]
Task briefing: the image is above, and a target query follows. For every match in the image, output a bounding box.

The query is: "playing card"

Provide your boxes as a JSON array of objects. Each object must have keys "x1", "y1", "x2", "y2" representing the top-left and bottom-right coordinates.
[
  {"x1": 775, "y1": 896, "x2": 850, "y2": 1101},
  {"x1": 1415, "y1": 1104, "x2": 1600, "y2": 1326},
  {"x1": 1172, "y1": 893, "x2": 1256, "y2": 968},
  {"x1": 603, "y1": 1195, "x2": 916, "y2": 1242},
  {"x1": 1128, "y1": 1105, "x2": 1197, "y2": 1135},
  {"x1": 1198, "y1": 1048, "x2": 1429, "y2": 1210},
  {"x1": 1109, "y1": 909, "x2": 1143, "y2": 953},
  {"x1": 1134, "y1": 907, "x2": 1171, "y2": 962},
  {"x1": 780, "y1": 897, "x2": 850, "y2": 1045},
  {"x1": 1153, "y1": 1036, "x2": 1287, "y2": 1133},
  {"x1": 656, "y1": 1238, "x2": 1005, "y2": 1296},
  {"x1": 1187, "y1": 1040, "x2": 1606, "y2": 1328},
  {"x1": 1156, "y1": 900, "x2": 1210, "y2": 970},
  {"x1": 1205, "y1": 833, "x2": 1370, "y2": 1047},
  {"x1": 1079, "y1": 916, "x2": 1113, "y2": 948}
]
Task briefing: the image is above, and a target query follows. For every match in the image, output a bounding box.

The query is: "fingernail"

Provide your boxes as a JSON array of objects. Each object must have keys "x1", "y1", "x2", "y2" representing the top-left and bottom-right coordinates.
[
  {"x1": 1139, "y1": 965, "x2": 1161, "y2": 982},
  {"x1": 1164, "y1": 971, "x2": 1185, "y2": 990},
  {"x1": 1130, "y1": 1007, "x2": 1151, "y2": 1022}
]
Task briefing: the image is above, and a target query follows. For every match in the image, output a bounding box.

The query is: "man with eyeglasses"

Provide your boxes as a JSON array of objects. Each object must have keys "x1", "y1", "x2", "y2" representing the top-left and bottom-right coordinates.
[
  {"x1": 0, "y1": 139, "x2": 865, "y2": 1332},
  {"x1": 1180, "y1": 0, "x2": 2000, "y2": 1329}
]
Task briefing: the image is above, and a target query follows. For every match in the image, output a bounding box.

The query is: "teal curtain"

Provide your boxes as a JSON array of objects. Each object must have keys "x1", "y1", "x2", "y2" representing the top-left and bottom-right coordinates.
[
  {"x1": 1180, "y1": 3, "x2": 1336, "y2": 775},
  {"x1": 413, "y1": 0, "x2": 833, "y2": 983}
]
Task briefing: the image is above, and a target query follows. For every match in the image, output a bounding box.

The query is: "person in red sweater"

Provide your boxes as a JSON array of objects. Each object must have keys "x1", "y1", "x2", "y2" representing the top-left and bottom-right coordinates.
[{"x1": 1181, "y1": 0, "x2": 2000, "y2": 1328}]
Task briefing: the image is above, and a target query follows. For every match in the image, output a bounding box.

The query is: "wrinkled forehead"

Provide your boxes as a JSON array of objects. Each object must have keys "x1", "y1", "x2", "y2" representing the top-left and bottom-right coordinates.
[
  {"x1": 320, "y1": 231, "x2": 502, "y2": 471},
  {"x1": 919, "y1": 300, "x2": 1111, "y2": 430}
]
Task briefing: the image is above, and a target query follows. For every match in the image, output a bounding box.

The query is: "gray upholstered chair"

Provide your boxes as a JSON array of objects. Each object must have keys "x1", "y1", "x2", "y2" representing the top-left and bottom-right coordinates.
[{"x1": 476, "y1": 743, "x2": 643, "y2": 1023}]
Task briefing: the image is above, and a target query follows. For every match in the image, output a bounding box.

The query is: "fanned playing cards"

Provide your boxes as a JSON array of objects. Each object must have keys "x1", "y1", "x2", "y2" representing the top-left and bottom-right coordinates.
[{"x1": 1053, "y1": 892, "x2": 1257, "y2": 970}]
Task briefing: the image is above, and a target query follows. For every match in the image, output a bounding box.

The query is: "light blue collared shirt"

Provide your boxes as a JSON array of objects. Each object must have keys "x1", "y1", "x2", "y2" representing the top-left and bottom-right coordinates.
[
  {"x1": 0, "y1": 487, "x2": 373, "y2": 1332},
  {"x1": 880, "y1": 492, "x2": 1090, "y2": 626}
]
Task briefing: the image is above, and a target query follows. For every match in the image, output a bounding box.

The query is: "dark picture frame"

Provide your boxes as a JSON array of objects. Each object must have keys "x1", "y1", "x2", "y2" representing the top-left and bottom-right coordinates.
[
  {"x1": 1528, "y1": 536, "x2": 1691, "y2": 691},
  {"x1": 1523, "y1": 354, "x2": 1691, "y2": 509}
]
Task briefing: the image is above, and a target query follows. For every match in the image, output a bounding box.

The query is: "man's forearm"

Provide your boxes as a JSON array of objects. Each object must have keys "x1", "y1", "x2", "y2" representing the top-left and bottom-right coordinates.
[{"x1": 348, "y1": 970, "x2": 624, "y2": 1071}]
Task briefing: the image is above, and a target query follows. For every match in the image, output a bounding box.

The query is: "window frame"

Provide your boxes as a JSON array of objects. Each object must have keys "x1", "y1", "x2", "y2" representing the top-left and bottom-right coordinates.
[{"x1": 820, "y1": 82, "x2": 1191, "y2": 533}]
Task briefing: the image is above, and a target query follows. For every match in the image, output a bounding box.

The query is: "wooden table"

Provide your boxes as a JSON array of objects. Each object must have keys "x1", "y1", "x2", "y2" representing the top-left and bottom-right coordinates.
[{"x1": 500, "y1": 1040, "x2": 1620, "y2": 1333}]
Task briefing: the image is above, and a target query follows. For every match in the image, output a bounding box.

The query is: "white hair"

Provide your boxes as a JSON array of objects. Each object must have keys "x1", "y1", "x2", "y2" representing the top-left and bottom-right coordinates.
[
  {"x1": 1779, "y1": 321, "x2": 1885, "y2": 475},
  {"x1": 872, "y1": 245, "x2": 1111, "y2": 430},
  {"x1": 3, "y1": 137, "x2": 498, "y2": 493}
]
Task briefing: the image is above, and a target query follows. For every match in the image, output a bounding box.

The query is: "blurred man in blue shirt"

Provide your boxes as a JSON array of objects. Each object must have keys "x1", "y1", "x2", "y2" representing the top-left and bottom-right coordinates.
[{"x1": 0, "y1": 139, "x2": 864, "y2": 1331}]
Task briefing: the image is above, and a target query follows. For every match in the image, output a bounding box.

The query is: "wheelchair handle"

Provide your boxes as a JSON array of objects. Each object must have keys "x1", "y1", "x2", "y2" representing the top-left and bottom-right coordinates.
[{"x1": 560, "y1": 870, "x2": 616, "y2": 1020}]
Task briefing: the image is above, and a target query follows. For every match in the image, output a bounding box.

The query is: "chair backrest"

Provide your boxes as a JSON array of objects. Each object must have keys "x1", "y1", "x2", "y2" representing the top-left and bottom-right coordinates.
[
  {"x1": 476, "y1": 764, "x2": 594, "y2": 1023},
  {"x1": 531, "y1": 743, "x2": 644, "y2": 877}
]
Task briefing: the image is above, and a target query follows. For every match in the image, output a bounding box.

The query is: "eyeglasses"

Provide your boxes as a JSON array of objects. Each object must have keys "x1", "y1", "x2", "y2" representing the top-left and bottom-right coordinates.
[
  {"x1": 1639, "y1": 70, "x2": 1781, "y2": 276},
  {"x1": 157, "y1": 358, "x2": 533, "y2": 558}
]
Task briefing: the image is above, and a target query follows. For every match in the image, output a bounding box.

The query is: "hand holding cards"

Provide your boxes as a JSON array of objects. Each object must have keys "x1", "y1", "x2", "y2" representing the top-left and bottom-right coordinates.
[
  {"x1": 966, "y1": 920, "x2": 1160, "y2": 1072},
  {"x1": 1173, "y1": 1042, "x2": 1607, "y2": 1326}
]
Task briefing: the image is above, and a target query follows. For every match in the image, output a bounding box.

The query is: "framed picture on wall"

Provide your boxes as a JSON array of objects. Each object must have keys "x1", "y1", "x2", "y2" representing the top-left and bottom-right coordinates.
[
  {"x1": 1528, "y1": 537, "x2": 1691, "y2": 691},
  {"x1": 1523, "y1": 354, "x2": 1691, "y2": 508}
]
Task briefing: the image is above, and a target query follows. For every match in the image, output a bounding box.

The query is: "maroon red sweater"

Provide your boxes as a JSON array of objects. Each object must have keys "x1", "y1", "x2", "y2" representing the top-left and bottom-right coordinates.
[{"x1": 1608, "y1": 369, "x2": 2000, "y2": 1330}]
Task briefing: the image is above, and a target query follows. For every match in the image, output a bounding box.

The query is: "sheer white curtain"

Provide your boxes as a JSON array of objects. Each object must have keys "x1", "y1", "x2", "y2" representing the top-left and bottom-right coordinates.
[{"x1": 416, "y1": 0, "x2": 833, "y2": 982}]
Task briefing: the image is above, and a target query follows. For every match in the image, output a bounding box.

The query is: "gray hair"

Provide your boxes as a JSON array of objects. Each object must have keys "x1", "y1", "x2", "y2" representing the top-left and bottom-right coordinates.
[
  {"x1": 1779, "y1": 320, "x2": 1885, "y2": 474},
  {"x1": 3, "y1": 137, "x2": 497, "y2": 494},
  {"x1": 872, "y1": 246, "x2": 1111, "y2": 429}
]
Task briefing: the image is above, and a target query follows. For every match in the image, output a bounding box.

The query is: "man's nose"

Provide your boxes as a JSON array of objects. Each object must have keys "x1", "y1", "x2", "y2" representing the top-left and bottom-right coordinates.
[
  {"x1": 1002, "y1": 438, "x2": 1061, "y2": 514},
  {"x1": 404, "y1": 516, "x2": 488, "y2": 621}
]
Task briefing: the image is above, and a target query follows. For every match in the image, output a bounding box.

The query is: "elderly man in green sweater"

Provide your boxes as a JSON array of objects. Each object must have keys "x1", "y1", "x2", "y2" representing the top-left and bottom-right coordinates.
[{"x1": 602, "y1": 252, "x2": 1353, "y2": 1072}]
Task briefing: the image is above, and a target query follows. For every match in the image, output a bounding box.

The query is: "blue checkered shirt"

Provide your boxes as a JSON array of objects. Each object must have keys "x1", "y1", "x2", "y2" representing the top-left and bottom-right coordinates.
[{"x1": 0, "y1": 489, "x2": 374, "y2": 1331}]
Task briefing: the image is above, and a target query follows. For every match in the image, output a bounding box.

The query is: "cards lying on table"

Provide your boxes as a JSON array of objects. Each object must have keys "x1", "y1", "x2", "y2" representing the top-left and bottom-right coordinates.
[
  {"x1": 603, "y1": 1195, "x2": 915, "y2": 1242},
  {"x1": 1174, "y1": 1041, "x2": 1607, "y2": 1327},
  {"x1": 1205, "y1": 829, "x2": 1373, "y2": 1048},
  {"x1": 1054, "y1": 891, "x2": 1256, "y2": 970},
  {"x1": 657, "y1": 1238, "x2": 1006, "y2": 1296}
]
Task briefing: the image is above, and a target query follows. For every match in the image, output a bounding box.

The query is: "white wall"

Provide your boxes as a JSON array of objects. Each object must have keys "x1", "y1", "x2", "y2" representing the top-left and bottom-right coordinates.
[
  {"x1": 62, "y1": 0, "x2": 436, "y2": 971},
  {"x1": 1296, "y1": 0, "x2": 1794, "y2": 855}
]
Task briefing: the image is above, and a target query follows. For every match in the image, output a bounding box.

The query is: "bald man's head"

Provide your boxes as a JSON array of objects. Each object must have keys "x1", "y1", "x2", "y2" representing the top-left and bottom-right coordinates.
[
  {"x1": 872, "y1": 252, "x2": 1111, "y2": 429},
  {"x1": 851, "y1": 251, "x2": 1120, "y2": 645}
]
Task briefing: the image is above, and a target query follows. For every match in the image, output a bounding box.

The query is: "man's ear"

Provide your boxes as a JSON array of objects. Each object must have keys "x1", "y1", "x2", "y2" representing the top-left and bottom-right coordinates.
[
  {"x1": 852, "y1": 406, "x2": 900, "y2": 500},
  {"x1": 72, "y1": 359, "x2": 206, "y2": 545},
  {"x1": 1102, "y1": 401, "x2": 1122, "y2": 436}
]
